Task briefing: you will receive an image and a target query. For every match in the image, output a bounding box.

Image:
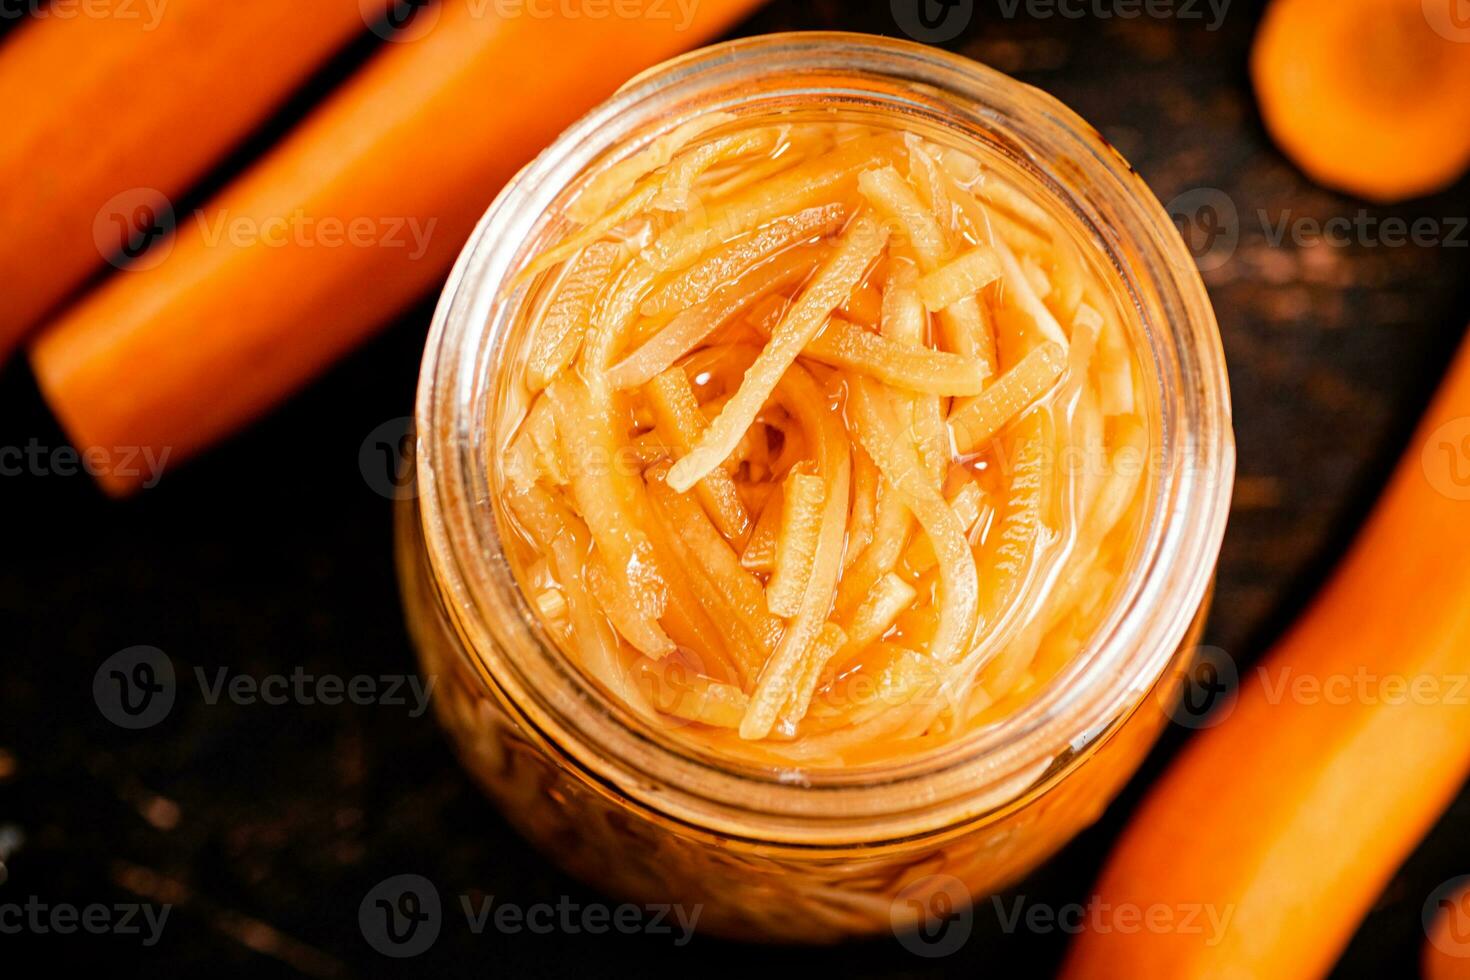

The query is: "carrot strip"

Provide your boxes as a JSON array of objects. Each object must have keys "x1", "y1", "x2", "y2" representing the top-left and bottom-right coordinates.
[
  {"x1": 0, "y1": 0, "x2": 395, "y2": 356},
  {"x1": 740, "y1": 484, "x2": 783, "y2": 574},
  {"x1": 504, "y1": 485, "x2": 653, "y2": 715},
  {"x1": 857, "y1": 165, "x2": 948, "y2": 267},
  {"x1": 836, "y1": 478, "x2": 912, "y2": 618},
  {"x1": 640, "y1": 203, "x2": 847, "y2": 318},
  {"x1": 646, "y1": 369, "x2": 751, "y2": 546},
  {"x1": 740, "y1": 365, "x2": 850, "y2": 740},
  {"x1": 846, "y1": 573, "x2": 918, "y2": 651},
  {"x1": 607, "y1": 242, "x2": 828, "y2": 390},
  {"x1": 917, "y1": 248, "x2": 1002, "y2": 311},
  {"x1": 646, "y1": 475, "x2": 782, "y2": 662},
  {"x1": 948, "y1": 342, "x2": 1068, "y2": 456},
  {"x1": 29, "y1": 0, "x2": 764, "y2": 495},
  {"x1": 524, "y1": 127, "x2": 782, "y2": 279},
  {"x1": 525, "y1": 242, "x2": 623, "y2": 390},
  {"x1": 666, "y1": 216, "x2": 886, "y2": 493},
  {"x1": 764, "y1": 466, "x2": 827, "y2": 618},
  {"x1": 845, "y1": 446, "x2": 880, "y2": 572},
  {"x1": 546, "y1": 377, "x2": 672, "y2": 658},
  {"x1": 568, "y1": 114, "x2": 735, "y2": 224},
  {"x1": 903, "y1": 480, "x2": 988, "y2": 575},
  {"x1": 753, "y1": 315, "x2": 991, "y2": 396},
  {"x1": 777, "y1": 622, "x2": 849, "y2": 731},
  {"x1": 634, "y1": 657, "x2": 749, "y2": 729},
  {"x1": 645, "y1": 136, "x2": 898, "y2": 274},
  {"x1": 850, "y1": 377, "x2": 979, "y2": 665}
]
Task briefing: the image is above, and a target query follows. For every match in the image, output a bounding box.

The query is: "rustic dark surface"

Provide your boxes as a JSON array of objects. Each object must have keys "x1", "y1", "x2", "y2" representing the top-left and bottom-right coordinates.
[{"x1": 3, "y1": 1, "x2": 1469, "y2": 976}]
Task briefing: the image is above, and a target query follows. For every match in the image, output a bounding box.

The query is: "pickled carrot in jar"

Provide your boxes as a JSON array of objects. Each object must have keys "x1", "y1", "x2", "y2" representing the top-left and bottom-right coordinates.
[{"x1": 490, "y1": 116, "x2": 1150, "y2": 769}]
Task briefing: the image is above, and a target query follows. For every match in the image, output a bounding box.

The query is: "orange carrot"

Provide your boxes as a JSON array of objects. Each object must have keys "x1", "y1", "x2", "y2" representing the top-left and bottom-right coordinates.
[
  {"x1": 1251, "y1": 0, "x2": 1470, "y2": 202},
  {"x1": 0, "y1": 0, "x2": 392, "y2": 354},
  {"x1": 1061, "y1": 334, "x2": 1470, "y2": 979},
  {"x1": 28, "y1": 0, "x2": 765, "y2": 496}
]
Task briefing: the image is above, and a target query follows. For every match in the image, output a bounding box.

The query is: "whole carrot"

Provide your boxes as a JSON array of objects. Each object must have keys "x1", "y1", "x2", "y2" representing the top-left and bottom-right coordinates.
[
  {"x1": 29, "y1": 0, "x2": 765, "y2": 496},
  {"x1": 0, "y1": 0, "x2": 392, "y2": 354},
  {"x1": 1061, "y1": 333, "x2": 1470, "y2": 978}
]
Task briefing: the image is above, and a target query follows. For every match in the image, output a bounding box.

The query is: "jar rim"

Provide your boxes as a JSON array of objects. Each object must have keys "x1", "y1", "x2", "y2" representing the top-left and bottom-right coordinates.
[{"x1": 413, "y1": 31, "x2": 1234, "y2": 842}]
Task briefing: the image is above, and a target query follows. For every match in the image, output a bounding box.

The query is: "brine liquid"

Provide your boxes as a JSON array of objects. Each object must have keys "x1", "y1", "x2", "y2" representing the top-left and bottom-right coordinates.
[{"x1": 490, "y1": 115, "x2": 1150, "y2": 768}]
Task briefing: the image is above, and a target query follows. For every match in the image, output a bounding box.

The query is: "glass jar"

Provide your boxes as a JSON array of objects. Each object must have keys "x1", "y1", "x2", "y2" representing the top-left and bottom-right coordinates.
[{"x1": 398, "y1": 32, "x2": 1233, "y2": 942}]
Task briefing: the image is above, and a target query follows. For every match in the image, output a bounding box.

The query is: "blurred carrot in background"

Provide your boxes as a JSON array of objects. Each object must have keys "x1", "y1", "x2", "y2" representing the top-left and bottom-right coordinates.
[
  {"x1": 29, "y1": 0, "x2": 765, "y2": 496},
  {"x1": 0, "y1": 0, "x2": 394, "y2": 355},
  {"x1": 1060, "y1": 332, "x2": 1470, "y2": 978},
  {"x1": 1251, "y1": 0, "x2": 1470, "y2": 202}
]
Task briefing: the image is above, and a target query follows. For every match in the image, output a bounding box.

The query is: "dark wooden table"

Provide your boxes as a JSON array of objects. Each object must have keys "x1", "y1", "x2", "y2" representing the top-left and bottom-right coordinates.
[{"x1": 4, "y1": 1, "x2": 1468, "y2": 975}]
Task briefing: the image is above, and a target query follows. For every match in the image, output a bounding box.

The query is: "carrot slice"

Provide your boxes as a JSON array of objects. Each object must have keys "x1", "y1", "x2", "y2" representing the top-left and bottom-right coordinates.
[
  {"x1": 666, "y1": 215, "x2": 886, "y2": 493},
  {"x1": 1251, "y1": 0, "x2": 1470, "y2": 202}
]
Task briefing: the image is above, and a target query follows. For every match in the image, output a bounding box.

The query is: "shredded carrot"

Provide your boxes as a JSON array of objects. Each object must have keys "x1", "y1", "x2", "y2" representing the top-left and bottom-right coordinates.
[
  {"x1": 665, "y1": 215, "x2": 886, "y2": 493},
  {"x1": 488, "y1": 117, "x2": 1147, "y2": 765},
  {"x1": 948, "y1": 341, "x2": 1068, "y2": 455},
  {"x1": 764, "y1": 465, "x2": 826, "y2": 618}
]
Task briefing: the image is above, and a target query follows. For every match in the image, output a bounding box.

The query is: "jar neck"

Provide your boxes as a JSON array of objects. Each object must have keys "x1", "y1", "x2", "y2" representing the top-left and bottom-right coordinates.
[{"x1": 414, "y1": 32, "x2": 1233, "y2": 843}]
